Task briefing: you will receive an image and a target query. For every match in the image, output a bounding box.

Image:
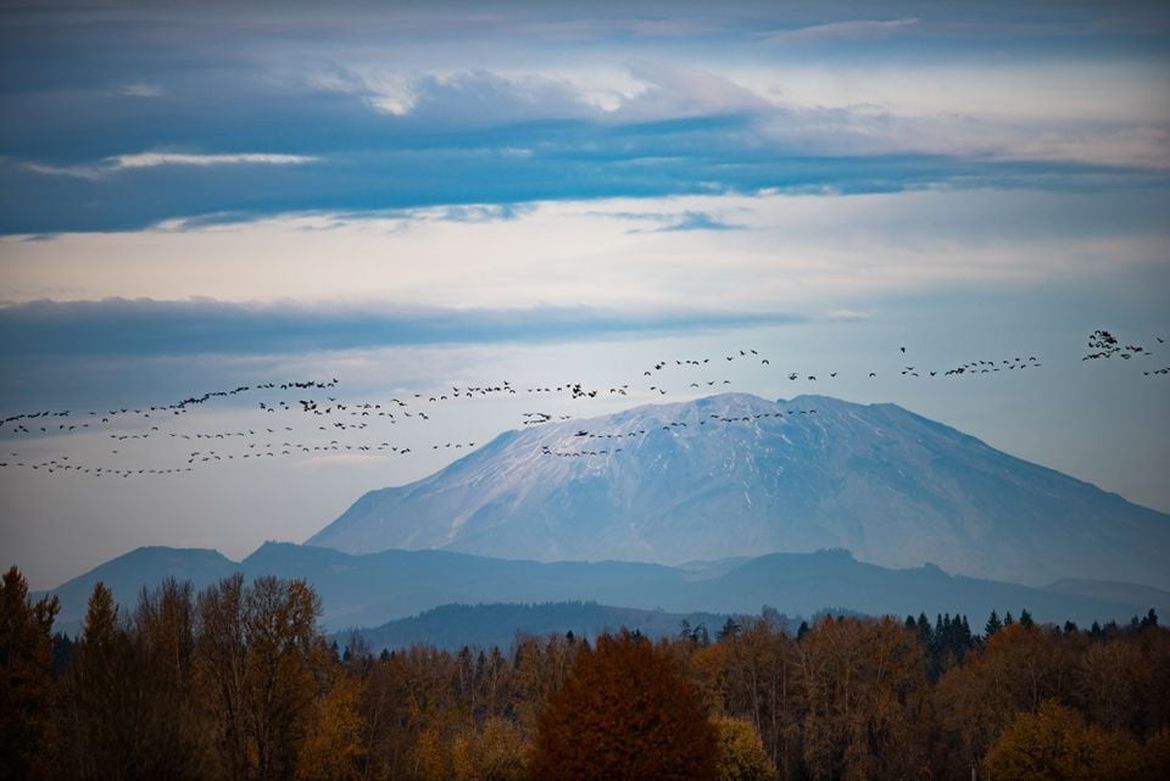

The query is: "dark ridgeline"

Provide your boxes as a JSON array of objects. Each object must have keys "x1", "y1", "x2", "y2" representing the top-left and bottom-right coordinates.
[
  {"x1": 41, "y1": 543, "x2": 1168, "y2": 637},
  {"x1": 3, "y1": 565, "x2": 1170, "y2": 781}
]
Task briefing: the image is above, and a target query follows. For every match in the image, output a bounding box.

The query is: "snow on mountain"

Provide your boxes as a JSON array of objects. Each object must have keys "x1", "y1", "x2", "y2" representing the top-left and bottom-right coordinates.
[{"x1": 308, "y1": 393, "x2": 1170, "y2": 589}]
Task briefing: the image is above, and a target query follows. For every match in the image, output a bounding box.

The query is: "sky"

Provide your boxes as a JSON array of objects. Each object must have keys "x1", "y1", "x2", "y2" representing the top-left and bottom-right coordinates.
[{"x1": 1, "y1": 0, "x2": 1168, "y2": 589}]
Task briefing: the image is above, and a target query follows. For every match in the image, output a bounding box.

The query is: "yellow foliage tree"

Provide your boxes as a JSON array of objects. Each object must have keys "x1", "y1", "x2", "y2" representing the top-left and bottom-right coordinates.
[
  {"x1": 412, "y1": 725, "x2": 449, "y2": 781},
  {"x1": 451, "y1": 716, "x2": 529, "y2": 781},
  {"x1": 985, "y1": 700, "x2": 1144, "y2": 781},
  {"x1": 298, "y1": 674, "x2": 365, "y2": 781},
  {"x1": 712, "y1": 715, "x2": 776, "y2": 781}
]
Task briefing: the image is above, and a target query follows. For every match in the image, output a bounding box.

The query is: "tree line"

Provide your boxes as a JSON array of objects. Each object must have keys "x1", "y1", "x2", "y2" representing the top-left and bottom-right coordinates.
[{"x1": 3, "y1": 564, "x2": 1168, "y2": 780}]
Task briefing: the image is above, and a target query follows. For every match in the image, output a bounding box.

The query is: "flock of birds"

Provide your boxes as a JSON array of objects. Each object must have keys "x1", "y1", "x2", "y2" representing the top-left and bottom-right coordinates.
[
  {"x1": 541, "y1": 408, "x2": 818, "y2": 459},
  {"x1": 0, "y1": 329, "x2": 1165, "y2": 479}
]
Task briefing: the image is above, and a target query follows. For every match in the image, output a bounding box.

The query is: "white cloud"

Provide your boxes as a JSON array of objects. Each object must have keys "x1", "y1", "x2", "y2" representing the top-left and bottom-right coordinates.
[
  {"x1": 24, "y1": 152, "x2": 319, "y2": 179},
  {"x1": 114, "y1": 82, "x2": 165, "y2": 97},
  {"x1": 309, "y1": 59, "x2": 1169, "y2": 169},
  {"x1": 2, "y1": 189, "x2": 1164, "y2": 312},
  {"x1": 762, "y1": 17, "x2": 920, "y2": 44},
  {"x1": 760, "y1": 108, "x2": 1170, "y2": 170},
  {"x1": 614, "y1": 61, "x2": 772, "y2": 121},
  {"x1": 113, "y1": 152, "x2": 317, "y2": 169}
]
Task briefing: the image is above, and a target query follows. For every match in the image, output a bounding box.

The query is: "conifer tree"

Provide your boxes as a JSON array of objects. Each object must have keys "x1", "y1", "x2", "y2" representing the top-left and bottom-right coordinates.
[{"x1": 0, "y1": 566, "x2": 59, "y2": 781}]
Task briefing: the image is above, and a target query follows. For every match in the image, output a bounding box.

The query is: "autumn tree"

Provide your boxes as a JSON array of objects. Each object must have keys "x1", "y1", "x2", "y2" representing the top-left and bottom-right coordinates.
[
  {"x1": 61, "y1": 581, "x2": 142, "y2": 781},
  {"x1": 692, "y1": 616, "x2": 800, "y2": 778},
  {"x1": 985, "y1": 700, "x2": 1143, "y2": 781},
  {"x1": 451, "y1": 716, "x2": 529, "y2": 781},
  {"x1": 1143, "y1": 727, "x2": 1170, "y2": 779},
  {"x1": 196, "y1": 574, "x2": 325, "y2": 781},
  {"x1": 0, "y1": 565, "x2": 59, "y2": 781},
  {"x1": 298, "y1": 673, "x2": 365, "y2": 781},
  {"x1": 530, "y1": 630, "x2": 717, "y2": 780},
  {"x1": 796, "y1": 616, "x2": 927, "y2": 781},
  {"x1": 712, "y1": 715, "x2": 776, "y2": 781},
  {"x1": 131, "y1": 578, "x2": 209, "y2": 778},
  {"x1": 356, "y1": 650, "x2": 416, "y2": 779}
]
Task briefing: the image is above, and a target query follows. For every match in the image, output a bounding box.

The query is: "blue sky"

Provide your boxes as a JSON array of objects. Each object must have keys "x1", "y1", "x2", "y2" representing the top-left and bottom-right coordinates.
[{"x1": 1, "y1": 0, "x2": 1168, "y2": 587}]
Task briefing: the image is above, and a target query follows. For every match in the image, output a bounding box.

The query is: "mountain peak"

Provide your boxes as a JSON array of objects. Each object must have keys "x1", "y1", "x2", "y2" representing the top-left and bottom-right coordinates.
[{"x1": 309, "y1": 394, "x2": 1170, "y2": 589}]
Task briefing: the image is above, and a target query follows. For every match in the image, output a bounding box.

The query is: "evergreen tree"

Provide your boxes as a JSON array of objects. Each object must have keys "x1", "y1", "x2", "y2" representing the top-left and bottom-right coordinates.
[
  {"x1": 66, "y1": 581, "x2": 138, "y2": 780},
  {"x1": 984, "y1": 608, "x2": 1001, "y2": 638},
  {"x1": 1019, "y1": 609, "x2": 1034, "y2": 628},
  {"x1": 0, "y1": 566, "x2": 60, "y2": 781},
  {"x1": 915, "y1": 612, "x2": 932, "y2": 646},
  {"x1": 1003, "y1": 611, "x2": 1015, "y2": 626},
  {"x1": 693, "y1": 623, "x2": 711, "y2": 646},
  {"x1": 717, "y1": 617, "x2": 741, "y2": 642},
  {"x1": 82, "y1": 581, "x2": 118, "y2": 646}
]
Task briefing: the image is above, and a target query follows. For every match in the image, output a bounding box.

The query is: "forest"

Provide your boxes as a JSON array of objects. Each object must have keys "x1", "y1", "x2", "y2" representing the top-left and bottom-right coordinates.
[{"x1": 2, "y1": 566, "x2": 1168, "y2": 781}]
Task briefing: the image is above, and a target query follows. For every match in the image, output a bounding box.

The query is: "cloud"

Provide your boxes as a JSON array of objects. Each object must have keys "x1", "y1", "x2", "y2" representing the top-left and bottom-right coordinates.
[
  {"x1": 24, "y1": 152, "x2": 320, "y2": 180},
  {"x1": 762, "y1": 17, "x2": 920, "y2": 44},
  {"x1": 429, "y1": 203, "x2": 536, "y2": 223},
  {"x1": 823, "y1": 309, "x2": 871, "y2": 321},
  {"x1": 653, "y1": 210, "x2": 747, "y2": 232},
  {"x1": 113, "y1": 82, "x2": 165, "y2": 98},
  {"x1": 2, "y1": 5, "x2": 1168, "y2": 236},
  {"x1": 356, "y1": 69, "x2": 598, "y2": 125},
  {"x1": 613, "y1": 62, "x2": 772, "y2": 121},
  {"x1": 328, "y1": 61, "x2": 770, "y2": 126},
  {"x1": 4, "y1": 190, "x2": 1164, "y2": 320},
  {"x1": 599, "y1": 209, "x2": 749, "y2": 233},
  {"x1": 0, "y1": 299, "x2": 799, "y2": 358}
]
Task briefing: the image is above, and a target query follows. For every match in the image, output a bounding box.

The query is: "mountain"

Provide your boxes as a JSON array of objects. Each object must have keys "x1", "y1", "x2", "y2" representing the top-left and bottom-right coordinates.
[
  {"x1": 44, "y1": 542, "x2": 1156, "y2": 636},
  {"x1": 309, "y1": 393, "x2": 1170, "y2": 589},
  {"x1": 345, "y1": 602, "x2": 734, "y2": 652},
  {"x1": 40, "y1": 546, "x2": 237, "y2": 634},
  {"x1": 1043, "y1": 579, "x2": 1170, "y2": 616}
]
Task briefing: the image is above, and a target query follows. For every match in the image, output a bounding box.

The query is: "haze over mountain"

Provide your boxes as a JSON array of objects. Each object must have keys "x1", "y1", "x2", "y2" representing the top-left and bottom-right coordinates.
[
  {"x1": 310, "y1": 394, "x2": 1170, "y2": 590},
  {"x1": 344, "y1": 602, "x2": 737, "y2": 653},
  {"x1": 42, "y1": 543, "x2": 1165, "y2": 638}
]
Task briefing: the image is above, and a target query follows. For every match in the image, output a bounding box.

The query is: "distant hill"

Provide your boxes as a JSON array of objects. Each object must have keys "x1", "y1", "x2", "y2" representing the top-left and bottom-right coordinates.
[
  {"x1": 1043, "y1": 579, "x2": 1170, "y2": 616},
  {"x1": 43, "y1": 542, "x2": 1158, "y2": 636},
  {"x1": 39, "y1": 546, "x2": 237, "y2": 634},
  {"x1": 345, "y1": 602, "x2": 735, "y2": 652},
  {"x1": 309, "y1": 393, "x2": 1170, "y2": 590}
]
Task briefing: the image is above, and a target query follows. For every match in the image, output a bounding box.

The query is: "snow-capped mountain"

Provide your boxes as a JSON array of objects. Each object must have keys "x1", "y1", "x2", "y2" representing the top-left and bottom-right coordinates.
[{"x1": 308, "y1": 393, "x2": 1170, "y2": 589}]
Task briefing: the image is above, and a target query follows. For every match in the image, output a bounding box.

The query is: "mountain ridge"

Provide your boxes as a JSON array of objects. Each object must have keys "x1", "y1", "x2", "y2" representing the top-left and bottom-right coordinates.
[{"x1": 40, "y1": 542, "x2": 1164, "y2": 638}]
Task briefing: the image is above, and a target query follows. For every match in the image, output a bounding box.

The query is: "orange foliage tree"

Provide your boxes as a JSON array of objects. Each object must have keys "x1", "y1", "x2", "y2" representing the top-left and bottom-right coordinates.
[{"x1": 530, "y1": 630, "x2": 717, "y2": 780}]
